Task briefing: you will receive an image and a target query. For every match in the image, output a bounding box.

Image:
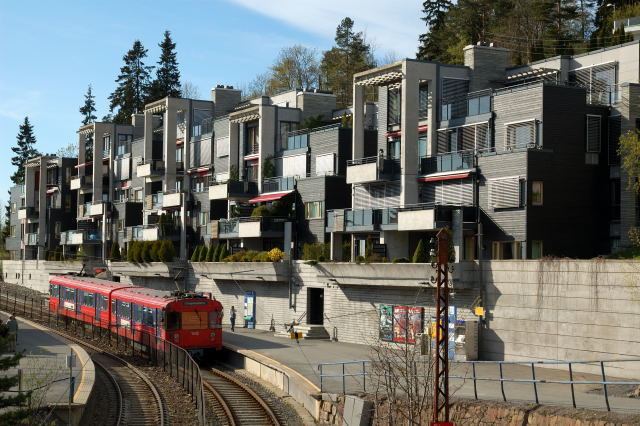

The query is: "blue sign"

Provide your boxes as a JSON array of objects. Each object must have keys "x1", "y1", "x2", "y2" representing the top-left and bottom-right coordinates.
[
  {"x1": 448, "y1": 306, "x2": 457, "y2": 360},
  {"x1": 244, "y1": 291, "x2": 256, "y2": 329}
]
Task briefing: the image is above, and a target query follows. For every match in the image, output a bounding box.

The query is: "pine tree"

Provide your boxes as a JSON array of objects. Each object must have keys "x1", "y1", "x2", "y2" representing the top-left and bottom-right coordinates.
[
  {"x1": 191, "y1": 245, "x2": 201, "y2": 262},
  {"x1": 412, "y1": 240, "x2": 428, "y2": 263},
  {"x1": 199, "y1": 244, "x2": 208, "y2": 262},
  {"x1": 320, "y1": 17, "x2": 375, "y2": 108},
  {"x1": 79, "y1": 84, "x2": 97, "y2": 125},
  {"x1": 109, "y1": 40, "x2": 154, "y2": 124},
  {"x1": 218, "y1": 245, "x2": 229, "y2": 262},
  {"x1": 148, "y1": 31, "x2": 182, "y2": 102},
  {"x1": 417, "y1": 0, "x2": 453, "y2": 60},
  {"x1": 110, "y1": 242, "x2": 121, "y2": 261},
  {"x1": 11, "y1": 117, "x2": 39, "y2": 184}
]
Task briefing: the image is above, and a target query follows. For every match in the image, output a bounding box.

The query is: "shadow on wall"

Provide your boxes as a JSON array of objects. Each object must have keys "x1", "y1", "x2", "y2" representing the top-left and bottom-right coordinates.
[{"x1": 478, "y1": 262, "x2": 505, "y2": 361}]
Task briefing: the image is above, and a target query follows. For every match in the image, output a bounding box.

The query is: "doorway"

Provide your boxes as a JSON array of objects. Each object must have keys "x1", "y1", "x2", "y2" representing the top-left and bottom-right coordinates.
[{"x1": 307, "y1": 288, "x2": 324, "y2": 325}]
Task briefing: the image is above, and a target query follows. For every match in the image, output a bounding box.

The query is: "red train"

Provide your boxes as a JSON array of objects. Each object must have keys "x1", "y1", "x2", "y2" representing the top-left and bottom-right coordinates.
[{"x1": 48, "y1": 275, "x2": 224, "y2": 355}]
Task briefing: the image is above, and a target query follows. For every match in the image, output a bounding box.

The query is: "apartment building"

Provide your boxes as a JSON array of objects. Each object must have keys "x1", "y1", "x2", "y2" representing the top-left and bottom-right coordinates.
[
  {"x1": 208, "y1": 88, "x2": 363, "y2": 256},
  {"x1": 7, "y1": 156, "x2": 78, "y2": 260},
  {"x1": 328, "y1": 42, "x2": 620, "y2": 261}
]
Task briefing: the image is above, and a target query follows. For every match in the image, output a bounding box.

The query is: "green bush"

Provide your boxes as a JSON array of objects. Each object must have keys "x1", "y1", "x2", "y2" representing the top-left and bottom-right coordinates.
[
  {"x1": 190, "y1": 245, "x2": 201, "y2": 262},
  {"x1": 197, "y1": 244, "x2": 206, "y2": 262},
  {"x1": 141, "y1": 242, "x2": 152, "y2": 263},
  {"x1": 212, "y1": 244, "x2": 221, "y2": 262},
  {"x1": 302, "y1": 243, "x2": 330, "y2": 261},
  {"x1": 223, "y1": 251, "x2": 244, "y2": 262},
  {"x1": 110, "y1": 242, "x2": 121, "y2": 261},
  {"x1": 241, "y1": 250, "x2": 259, "y2": 262},
  {"x1": 218, "y1": 245, "x2": 228, "y2": 262},
  {"x1": 253, "y1": 251, "x2": 270, "y2": 262},
  {"x1": 121, "y1": 245, "x2": 127, "y2": 260},
  {"x1": 157, "y1": 240, "x2": 167, "y2": 262},
  {"x1": 251, "y1": 205, "x2": 272, "y2": 217},
  {"x1": 127, "y1": 242, "x2": 136, "y2": 262},
  {"x1": 162, "y1": 240, "x2": 176, "y2": 262},
  {"x1": 412, "y1": 240, "x2": 428, "y2": 263},
  {"x1": 149, "y1": 241, "x2": 161, "y2": 262},
  {"x1": 206, "y1": 244, "x2": 216, "y2": 262},
  {"x1": 392, "y1": 257, "x2": 410, "y2": 263}
]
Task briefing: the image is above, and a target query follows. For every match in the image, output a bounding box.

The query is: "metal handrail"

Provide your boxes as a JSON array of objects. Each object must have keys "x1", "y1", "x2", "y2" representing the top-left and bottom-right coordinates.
[{"x1": 347, "y1": 156, "x2": 378, "y2": 166}]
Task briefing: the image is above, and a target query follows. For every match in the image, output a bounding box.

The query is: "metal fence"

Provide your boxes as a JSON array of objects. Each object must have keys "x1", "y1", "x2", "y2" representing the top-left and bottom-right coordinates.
[
  {"x1": 318, "y1": 358, "x2": 640, "y2": 413},
  {"x1": 0, "y1": 286, "x2": 206, "y2": 424}
]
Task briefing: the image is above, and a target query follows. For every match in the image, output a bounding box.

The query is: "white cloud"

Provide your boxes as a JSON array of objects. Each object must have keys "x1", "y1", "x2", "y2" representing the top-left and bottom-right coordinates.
[{"x1": 227, "y1": 0, "x2": 424, "y2": 58}]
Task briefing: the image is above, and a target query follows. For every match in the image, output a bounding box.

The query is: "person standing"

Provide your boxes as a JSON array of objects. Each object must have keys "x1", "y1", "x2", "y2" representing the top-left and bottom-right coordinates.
[
  {"x1": 7, "y1": 314, "x2": 18, "y2": 351},
  {"x1": 229, "y1": 306, "x2": 236, "y2": 332}
]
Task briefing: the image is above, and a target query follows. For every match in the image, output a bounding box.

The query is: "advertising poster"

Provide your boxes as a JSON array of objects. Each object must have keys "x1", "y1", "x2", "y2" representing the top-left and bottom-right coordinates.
[
  {"x1": 448, "y1": 305, "x2": 457, "y2": 359},
  {"x1": 379, "y1": 305, "x2": 393, "y2": 341},
  {"x1": 406, "y1": 307, "x2": 424, "y2": 344},
  {"x1": 392, "y1": 306, "x2": 408, "y2": 343}
]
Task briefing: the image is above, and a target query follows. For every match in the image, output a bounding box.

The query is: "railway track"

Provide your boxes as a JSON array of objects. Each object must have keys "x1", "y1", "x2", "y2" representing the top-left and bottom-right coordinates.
[
  {"x1": 203, "y1": 368, "x2": 281, "y2": 426},
  {"x1": 0, "y1": 291, "x2": 167, "y2": 426}
]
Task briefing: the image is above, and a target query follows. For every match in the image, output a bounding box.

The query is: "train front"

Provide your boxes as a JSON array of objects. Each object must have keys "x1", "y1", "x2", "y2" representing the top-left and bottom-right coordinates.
[{"x1": 163, "y1": 294, "x2": 223, "y2": 356}]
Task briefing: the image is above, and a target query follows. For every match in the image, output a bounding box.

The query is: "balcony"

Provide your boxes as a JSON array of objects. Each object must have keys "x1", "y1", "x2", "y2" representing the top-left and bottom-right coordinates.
[
  {"x1": 420, "y1": 151, "x2": 475, "y2": 175},
  {"x1": 380, "y1": 207, "x2": 398, "y2": 230},
  {"x1": 89, "y1": 202, "x2": 108, "y2": 217},
  {"x1": 326, "y1": 210, "x2": 345, "y2": 233},
  {"x1": 25, "y1": 233, "x2": 38, "y2": 246},
  {"x1": 209, "y1": 181, "x2": 258, "y2": 201},
  {"x1": 17, "y1": 207, "x2": 37, "y2": 220},
  {"x1": 77, "y1": 202, "x2": 92, "y2": 218},
  {"x1": 345, "y1": 208, "x2": 382, "y2": 232},
  {"x1": 218, "y1": 219, "x2": 239, "y2": 238},
  {"x1": 162, "y1": 192, "x2": 183, "y2": 209},
  {"x1": 346, "y1": 156, "x2": 400, "y2": 185},
  {"x1": 238, "y1": 217, "x2": 286, "y2": 238},
  {"x1": 121, "y1": 226, "x2": 144, "y2": 242},
  {"x1": 397, "y1": 204, "x2": 436, "y2": 231},
  {"x1": 145, "y1": 193, "x2": 163, "y2": 210},
  {"x1": 70, "y1": 175, "x2": 93, "y2": 191},
  {"x1": 137, "y1": 160, "x2": 165, "y2": 178},
  {"x1": 262, "y1": 176, "x2": 296, "y2": 193},
  {"x1": 61, "y1": 230, "x2": 100, "y2": 245},
  {"x1": 142, "y1": 224, "x2": 178, "y2": 241},
  {"x1": 286, "y1": 132, "x2": 309, "y2": 151}
]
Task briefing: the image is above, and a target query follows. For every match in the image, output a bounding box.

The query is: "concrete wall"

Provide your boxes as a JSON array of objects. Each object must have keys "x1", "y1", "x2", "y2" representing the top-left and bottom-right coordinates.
[{"x1": 480, "y1": 259, "x2": 640, "y2": 378}]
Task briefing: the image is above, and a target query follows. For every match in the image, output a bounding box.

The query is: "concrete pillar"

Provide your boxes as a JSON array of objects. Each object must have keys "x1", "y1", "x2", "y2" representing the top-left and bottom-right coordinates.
[
  {"x1": 163, "y1": 106, "x2": 177, "y2": 193},
  {"x1": 258, "y1": 105, "x2": 276, "y2": 193},
  {"x1": 143, "y1": 110, "x2": 154, "y2": 163},
  {"x1": 452, "y1": 209, "x2": 463, "y2": 262},
  {"x1": 352, "y1": 85, "x2": 365, "y2": 160},
  {"x1": 401, "y1": 63, "x2": 419, "y2": 207},
  {"x1": 380, "y1": 230, "x2": 408, "y2": 260},
  {"x1": 330, "y1": 232, "x2": 343, "y2": 261},
  {"x1": 37, "y1": 161, "x2": 47, "y2": 260}
]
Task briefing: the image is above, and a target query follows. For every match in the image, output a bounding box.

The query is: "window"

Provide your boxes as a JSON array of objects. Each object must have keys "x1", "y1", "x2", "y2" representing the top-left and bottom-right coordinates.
[
  {"x1": 305, "y1": 201, "x2": 324, "y2": 219},
  {"x1": 387, "y1": 137, "x2": 401, "y2": 160},
  {"x1": 279, "y1": 122, "x2": 299, "y2": 151},
  {"x1": 531, "y1": 241, "x2": 543, "y2": 259},
  {"x1": 54, "y1": 222, "x2": 61, "y2": 239},
  {"x1": 176, "y1": 146, "x2": 183, "y2": 163},
  {"x1": 418, "y1": 82, "x2": 429, "y2": 119},
  {"x1": 11, "y1": 202, "x2": 16, "y2": 213},
  {"x1": 118, "y1": 301, "x2": 131, "y2": 320},
  {"x1": 468, "y1": 93, "x2": 491, "y2": 116},
  {"x1": 65, "y1": 195, "x2": 71, "y2": 211},
  {"x1": 531, "y1": 181, "x2": 543, "y2": 206},
  {"x1": 134, "y1": 189, "x2": 143, "y2": 202},
  {"x1": 142, "y1": 307, "x2": 155, "y2": 327},
  {"x1": 440, "y1": 78, "x2": 470, "y2": 121},
  {"x1": 116, "y1": 134, "x2": 133, "y2": 157},
  {"x1": 191, "y1": 176, "x2": 208, "y2": 193},
  {"x1": 117, "y1": 219, "x2": 125, "y2": 231},
  {"x1": 505, "y1": 120, "x2": 538, "y2": 149},
  {"x1": 388, "y1": 86, "x2": 402, "y2": 127},
  {"x1": 489, "y1": 177, "x2": 522, "y2": 209},
  {"x1": 84, "y1": 135, "x2": 94, "y2": 162},
  {"x1": 216, "y1": 136, "x2": 230, "y2": 157},
  {"x1": 83, "y1": 292, "x2": 95, "y2": 307},
  {"x1": 198, "y1": 211, "x2": 209, "y2": 227},
  {"x1": 315, "y1": 153, "x2": 335, "y2": 176},
  {"x1": 245, "y1": 124, "x2": 259, "y2": 155},
  {"x1": 166, "y1": 311, "x2": 181, "y2": 330},
  {"x1": 103, "y1": 135, "x2": 111, "y2": 155},
  {"x1": 49, "y1": 284, "x2": 59, "y2": 297},
  {"x1": 586, "y1": 115, "x2": 601, "y2": 153},
  {"x1": 418, "y1": 135, "x2": 428, "y2": 159}
]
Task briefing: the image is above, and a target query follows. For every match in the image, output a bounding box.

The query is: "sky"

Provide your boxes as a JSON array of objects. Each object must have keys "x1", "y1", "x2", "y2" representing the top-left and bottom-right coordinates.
[{"x1": 0, "y1": 0, "x2": 424, "y2": 200}]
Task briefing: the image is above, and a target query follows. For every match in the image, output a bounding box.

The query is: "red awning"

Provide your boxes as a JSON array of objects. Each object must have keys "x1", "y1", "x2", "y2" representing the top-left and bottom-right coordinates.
[
  {"x1": 248, "y1": 190, "x2": 293, "y2": 204},
  {"x1": 419, "y1": 172, "x2": 471, "y2": 183}
]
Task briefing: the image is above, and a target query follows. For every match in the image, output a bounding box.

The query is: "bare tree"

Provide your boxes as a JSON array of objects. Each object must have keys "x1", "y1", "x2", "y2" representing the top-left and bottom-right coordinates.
[
  {"x1": 378, "y1": 50, "x2": 402, "y2": 66},
  {"x1": 241, "y1": 72, "x2": 271, "y2": 99},
  {"x1": 56, "y1": 142, "x2": 78, "y2": 159},
  {"x1": 181, "y1": 81, "x2": 201, "y2": 99},
  {"x1": 267, "y1": 45, "x2": 320, "y2": 94}
]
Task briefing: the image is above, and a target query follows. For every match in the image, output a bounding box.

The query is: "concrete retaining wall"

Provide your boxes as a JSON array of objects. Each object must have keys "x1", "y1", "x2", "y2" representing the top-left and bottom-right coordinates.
[{"x1": 2, "y1": 260, "x2": 85, "y2": 293}]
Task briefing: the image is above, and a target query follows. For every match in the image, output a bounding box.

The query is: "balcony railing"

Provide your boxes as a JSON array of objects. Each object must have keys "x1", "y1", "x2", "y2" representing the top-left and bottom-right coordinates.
[
  {"x1": 145, "y1": 193, "x2": 164, "y2": 210},
  {"x1": 70, "y1": 175, "x2": 93, "y2": 191},
  {"x1": 440, "y1": 89, "x2": 492, "y2": 121},
  {"x1": 420, "y1": 150, "x2": 475, "y2": 175},
  {"x1": 218, "y1": 219, "x2": 239, "y2": 236},
  {"x1": 286, "y1": 133, "x2": 309, "y2": 151},
  {"x1": 346, "y1": 209, "x2": 381, "y2": 229},
  {"x1": 209, "y1": 180, "x2": 259, "y2": 201},
  {"x1": 346, "y1": 156, "x2": 400, "y2": 184},
  {"x1": 262, "y1": 176, "x2": 296, "y2": 193},
  {"x1": 380, "y1": 208, "x2": 398, "y2": 226}
]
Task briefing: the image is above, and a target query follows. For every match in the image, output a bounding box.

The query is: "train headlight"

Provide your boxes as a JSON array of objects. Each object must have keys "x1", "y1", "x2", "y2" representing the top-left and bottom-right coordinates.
[{"x1": 173, "y1": 333, "x2": 179, "y2": 342}]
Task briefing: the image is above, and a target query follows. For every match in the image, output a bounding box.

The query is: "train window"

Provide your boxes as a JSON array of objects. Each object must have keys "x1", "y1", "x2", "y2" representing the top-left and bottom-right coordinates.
[
  {"x1": 82, "y1": 292, "x2": 94, "y2": 307},
  {"x1": 112, "y1": 299, "x2": 116, "y2": 314},
  {"x1": 77, "y1": 290, "x2": 84, "y2": 304},
  {"x1": 182, "y1": 311, "x2": 207, "y2": 330},
  {"x1": 132, "y1": 304, "x2": 142, "y2": 323},
  {"x1": 208, "y1": 311, "x2": 220, "y2": 328},
  {"x1": 49, "y1": 284, "x2": 58, "y2": 297},
  {"x1": 118, "y1": 301, "x2": 131, "y2": 320},
  {"x1": 63, "y1": 287, "x2": 75, "y2": 302},
  {"x1": 166, "y1": 311, "x2": 180, "y2": 330},
  {"x1": 142, "y1": 307, "x2": 155, "y2": 327}
]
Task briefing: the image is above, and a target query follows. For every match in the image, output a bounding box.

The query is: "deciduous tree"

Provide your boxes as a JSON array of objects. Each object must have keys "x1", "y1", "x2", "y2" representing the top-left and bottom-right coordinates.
[{"x1": 267, "y1": 45, "x2": 320, "y2": 94}]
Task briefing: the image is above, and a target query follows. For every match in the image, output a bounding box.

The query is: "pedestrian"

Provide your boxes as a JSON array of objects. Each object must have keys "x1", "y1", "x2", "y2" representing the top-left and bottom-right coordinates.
[
  {"x1": 6, "y1": 314, "x2": 18, "y2": 351},
  {"x1": 230, "y1": 306, "x2": 236, "y2": 332}
]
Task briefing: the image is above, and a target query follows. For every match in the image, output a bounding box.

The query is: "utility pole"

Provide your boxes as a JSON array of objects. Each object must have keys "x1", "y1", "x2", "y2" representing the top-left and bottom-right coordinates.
[{"x1": 431, "y1": 229, "x2": 453, "y2": 426}]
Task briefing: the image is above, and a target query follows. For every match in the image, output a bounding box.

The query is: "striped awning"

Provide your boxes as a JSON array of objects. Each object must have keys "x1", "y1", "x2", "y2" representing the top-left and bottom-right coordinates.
[
  {"x1": 355, "y1": 66, "x2": 403, "y2": 87},
  {"x1": 418, "y1": 172, "x2": 471, "y2": 183},
  {"x1": 249, "y1": 190, "x2": 293, "y2": 204}
]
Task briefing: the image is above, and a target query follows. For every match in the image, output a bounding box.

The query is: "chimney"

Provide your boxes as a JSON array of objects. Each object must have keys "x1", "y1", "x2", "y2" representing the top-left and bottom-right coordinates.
[
  {"x1": 463, "y1": 44, "x2": 511, "y2": 91},
  {"x1": 211, "y1": 85, "x2": 242, "y2": 118}
]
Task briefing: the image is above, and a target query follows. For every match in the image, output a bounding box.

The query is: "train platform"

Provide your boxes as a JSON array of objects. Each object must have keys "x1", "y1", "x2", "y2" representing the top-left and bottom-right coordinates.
[
  {"x1": 222, "y1": 326, "x2": 640, "y2": 414},
  {"x1": 0, "y1": 312, "x2": 94, "y2": 415}
]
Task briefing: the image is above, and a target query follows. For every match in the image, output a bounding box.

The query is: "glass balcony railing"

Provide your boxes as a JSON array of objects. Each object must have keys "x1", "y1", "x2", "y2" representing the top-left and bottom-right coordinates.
[
  {"x1": 219, "y1": 219, "x2": 239, "y2": 235},
  {"x1": 380, "y1": 208, "x2": 398, "y2": 226},
  {"x1": 262, "y1": 176, "x2": 296, "y2": 193},
  {"x1": 286, "y1": 133, "x2": 309, "y2": 150},
  {"x1": 420, "y1": 151, "x2": 474, "y2": 175},
  {"x1": 345, "y1": 209, "x2": 381, "y2": 228},
  {"x1": 152, "y1": 193, "x2": 163, "y2": 209}
]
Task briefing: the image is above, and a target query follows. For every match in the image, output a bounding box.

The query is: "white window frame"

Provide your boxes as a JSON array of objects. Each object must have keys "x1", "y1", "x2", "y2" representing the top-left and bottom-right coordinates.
[
  {"x1": 504, "y1": 119, "x2": 540, "y2": 150},
  {"x1": 304, "y1": 201, "x2": 324, "y2": 220}
]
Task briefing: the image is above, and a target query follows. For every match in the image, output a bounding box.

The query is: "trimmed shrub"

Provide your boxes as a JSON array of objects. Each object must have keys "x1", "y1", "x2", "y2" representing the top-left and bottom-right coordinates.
[
  {"x1": 199, "y1": 244, "x2": 208, "y2": 262},
  {"x1": 218, "y1": 245, "x2": 229, "y2": 262},
  {"x1": 342, "y1": 242, "x2": 351, "y2": 262},
  {"x1": 253, "y1": 251, "x2": 270, "y2": 262},
  {"x1": 206, "y1": 244, "x2": 216, "y2": 262},
  {"x1": 241, "y1": 250, "x2": 259, "y2": 262},
  {"x1": 223, "y1": 251, "x2": 243, "y2": 262},
  {"x1": 267, "y1": 247, "x2": 285, "y2": 262},
  {"x1": 412, "y1": 240, "x2": 428, "y2": 263},
  {"x1": 141, "y1": 242, "x2": 152, "y2": 263},
  {"x1": 629, "y1": 227, "x2": 640, "y2": 248},
  {"x1": 251, "y1": 205, "x2": 272, "y2": 217},
  {"x1": 190, "y1": 245, "x2": 201, "y2": 262},
  {"x1": 167, "y1": 241, "x2": 176, "y2": 261},
  {"x1": 149, "y1": 241, "x2": 161, "y2": 262},
  {"x1": 212, "y1": 244, "x2": 221, "y2": 262},
  {"x1": 127, "y1": 242, "x2": 136, "y2": 262},
  {"x1": 110, "y1": 242, "x2": 121, "y2": 261},
  {"x1": 302, "y1": 243, "x2": 329, "y2": 261},
  {"x1": 160, "y1": 240, "x2": 176, "y2": 262},
  {"x1": 157, "y1": 240, "x2": 167, "y2": 262}
]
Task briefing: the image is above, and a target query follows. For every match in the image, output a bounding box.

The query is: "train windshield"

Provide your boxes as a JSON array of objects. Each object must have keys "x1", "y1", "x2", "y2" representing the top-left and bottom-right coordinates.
[{"x1": 181, "y1": 311, "x2": 209, "y2": 330}]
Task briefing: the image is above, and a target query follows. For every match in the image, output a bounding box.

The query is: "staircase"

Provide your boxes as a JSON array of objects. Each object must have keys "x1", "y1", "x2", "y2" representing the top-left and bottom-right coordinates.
[{"x1": 293, "y1": 324, "x2": 330, "y2": 340}]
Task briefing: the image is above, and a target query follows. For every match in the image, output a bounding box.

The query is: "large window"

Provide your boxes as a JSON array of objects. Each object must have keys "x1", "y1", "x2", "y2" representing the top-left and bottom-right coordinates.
[
  {"x1": 84, "y1": 135, "x2": 94, "y2": 162},
  {"x1": 245, "y1": 124, "x2": 259, "y2": 155},
  {"x1": 531, "y1": 181, "x2": 543, "y2": 206},
  {"x1": 505, "y1": 120, "x2": 539, "y2": 150},
  {"x1": 388, "y1": 86, "x2": 402, "y2": 127},
  {"x1": 387, "y1": 137, "x2": 401, "y2": 160},
  {"x1": 191, "y1": 176, "x2": 209, "y2": 193},
  {"x1": 279, "y1": 122, "x2": 299, "y2": 151},
  {"x1": 418, "y1": 82, "x2": 429, "y2": 119},
  {"x1": 305, "y1": 201, "x2": 324, "y2": 219},
  {"x1": 116, "y1": 134, "x2": 132, "y2": 157}
]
